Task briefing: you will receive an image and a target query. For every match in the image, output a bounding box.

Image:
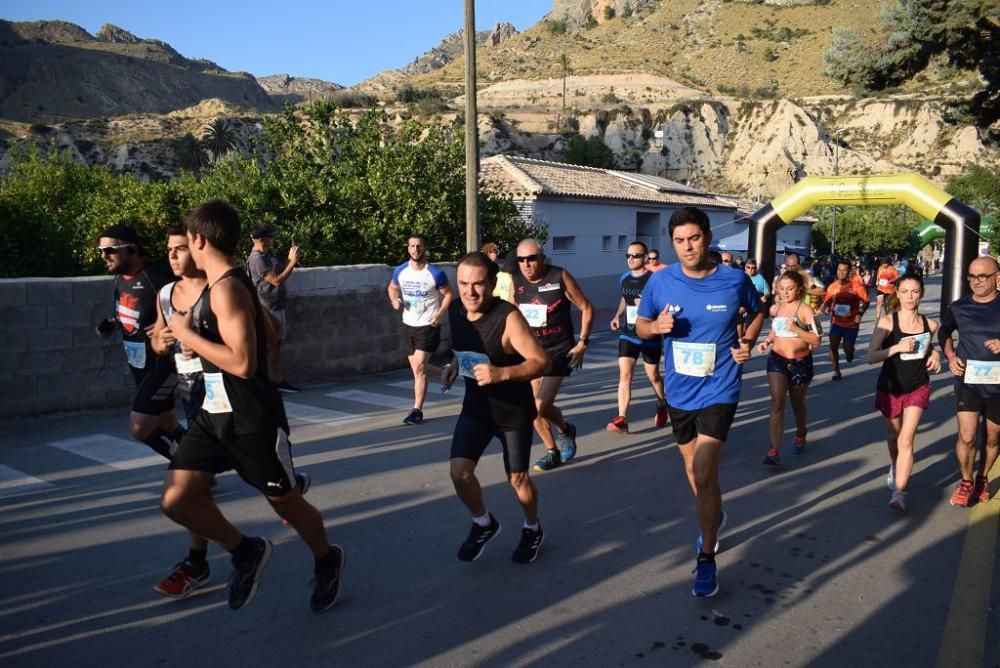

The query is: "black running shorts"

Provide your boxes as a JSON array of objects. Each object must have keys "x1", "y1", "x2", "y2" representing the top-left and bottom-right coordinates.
[
  {"x1": 618, "y1": 339, "x2": 662, "y2": 365},
  {"x1": 130, "y1": 361, "x2": 177, "y2": 416},
  {"x1": 450, "y1": 411, "x2": 534, "y2": 474},
  {"x1": 546, "y1": 347, "x2": 575, "y2": 378},
  {"x1": 667, "y1": 402, "x2": 738, "y2": 446},
  {"x1": 170, "y1": 415, "x2": 297, "y2": 496},
  {"x1": 403, "y1": 324, "x2": 441, "y2": 355},
  {"x1": 955, "y1": 384, "x2": 1000, "y2": 424}
]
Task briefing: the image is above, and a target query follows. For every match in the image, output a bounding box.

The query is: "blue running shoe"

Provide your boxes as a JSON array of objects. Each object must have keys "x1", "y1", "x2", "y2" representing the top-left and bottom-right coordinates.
[
  {"x1": 696, "y1": 509, "x2": 727, "y2": 554},
  {"x1": 556, "y1": 423, "x2": 578, "y2": 462},
  {"x1": 692, "y1": 555, "x2": 719, "y2": 597},
  {"x1": 533, "y1": 449, "x2": 562, "y2": 472}
]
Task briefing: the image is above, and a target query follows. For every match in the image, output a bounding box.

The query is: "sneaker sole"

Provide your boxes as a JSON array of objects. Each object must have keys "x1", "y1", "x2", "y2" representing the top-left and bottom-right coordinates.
[
  {"x1": 606, "y1": 425, "x2": 629, "y2": 434},
  {"x1": 888, "y1": 501, "x2": 906, "y2": 512},
  {"x1": 458, "y1": 524, "x2": 501, "y2": 562},
  {"x1": 153, "y1": 572, "x2": 211, "y2": 599},
  {"x1": 512, "y1": 531, "x2": 544, "y2": 564},
  {"x1": 692, "y1": 581, "x2": 720, "y2": 598},
  {"x1": 230, "y1": 540, "x2": 273, "y2": 610},
  {"x1": 312, "y1": 545, "x2": 346, "y2": 613}
]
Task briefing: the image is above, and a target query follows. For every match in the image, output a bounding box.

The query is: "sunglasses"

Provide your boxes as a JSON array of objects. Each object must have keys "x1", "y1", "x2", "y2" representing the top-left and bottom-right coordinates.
[
  {"x1": 967, "y1": 272, "x2": 998, "y2": 282},
  {"x1": 625, "y1": 253, "x2": 646, "y2": 259},
  {"x1": 98, "y1": 244, "x2": 135, "y2": 256},
  {"x1": 722, "y1": 260, "x2": 732, "y2": 264},
  {"x1": 647, "y1": 256, "x2": 659, "y2": 261},
  {"x1": 517, "y1": 254, "x2": 540, "y2": 263}
]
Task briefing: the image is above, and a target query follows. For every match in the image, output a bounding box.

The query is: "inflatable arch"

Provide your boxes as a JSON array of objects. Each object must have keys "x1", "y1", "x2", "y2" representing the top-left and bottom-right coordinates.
[
  {"x1": 910, "y1": 217, "x2": 993, "y2": 253},
  {"x1": 747, "y1": 173, "x2": 981, "y2": 313}
]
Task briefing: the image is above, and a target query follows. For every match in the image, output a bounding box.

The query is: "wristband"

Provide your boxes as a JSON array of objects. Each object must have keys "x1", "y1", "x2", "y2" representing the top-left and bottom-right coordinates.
[{"x1": 945, "y1": 350, "x2": 956, "y2": 361}]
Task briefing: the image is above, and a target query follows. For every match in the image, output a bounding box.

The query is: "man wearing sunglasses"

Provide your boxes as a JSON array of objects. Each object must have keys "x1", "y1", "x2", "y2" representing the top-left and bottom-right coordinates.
[
  {"x1": 95, "y1": 224, "x2": 186, "y2": 461},
  {"x1": 938, "y1": 256, "x2": 1000, "y2": 507},
  {"x1": 512, "y1": 239, "x2": 593, "y2": 472},
  {"x1": 607, "y1": 242, "x2": 667, "y2": 434}
]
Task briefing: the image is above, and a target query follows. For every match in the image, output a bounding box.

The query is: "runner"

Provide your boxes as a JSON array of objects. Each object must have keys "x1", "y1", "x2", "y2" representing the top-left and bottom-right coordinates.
[
  {"x1": 481, "y1": 242, "x2": 513, "y2": 302},
  {"x1": 431, "y1": 252, "x2": 550, "y2": 563},
  {"x1": 387, "y1": 234, "x2": 454, "y2": 425},
  {"x1": 875, "y1": 257, "x2": 900, "y2": 320},
  {"x1": 822, "y1": 261, "x2": 869, "y2": 381},
  {"x1": 160, "y1": 200, "x2": 343, "y2": 612},
  {"x1": 635, "y1": 206, "x2": 764, "y2": 598},
  {"x1": 607, "y1": 241, "x2": 667, "y2": 434},
  {"x1": 745, "y1": 258, "x2": 770, "y2": 310},
  {"x1": 867, "y1": 273, "x2": 941, "y2": 511},
  {"x1": 938, "y1": 256, "x2": 1000, "y2": 507},
  {"x1": 758, "y1": 271, "x2": 821, "y2": 466},
  {"x1": 646, "y1": 250, "x2": 666, "y2": 273},
  {"x1": 512, "y1": 239, "x2": 594, "y2": 472},
  {"x1": 95, "y1": 224, "x2": 183, "y2": 459}
]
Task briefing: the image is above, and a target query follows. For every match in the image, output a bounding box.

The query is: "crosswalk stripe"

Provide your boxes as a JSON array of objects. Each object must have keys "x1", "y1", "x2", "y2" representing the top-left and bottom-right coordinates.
[
  {"x1": 283, "y1": 401, "x2": 365, "y2": 425},
  {"x1": 46, "y1": 435, "x2": 163, "y2": 470},
  {"x1": 387, "y1": 380, "x2": 464, "y2": 397},
  {"x1": 0, "y1": 463, "x2": 52, "y2": 497},
  {"x1": 325, "y1": 389, "x2": 414, "y2": 409}
]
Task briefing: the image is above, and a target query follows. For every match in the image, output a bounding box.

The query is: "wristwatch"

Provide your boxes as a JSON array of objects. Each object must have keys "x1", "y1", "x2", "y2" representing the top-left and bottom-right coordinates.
[{"x1": 580, "y1": 337, "x2": 590, "y2": 346}]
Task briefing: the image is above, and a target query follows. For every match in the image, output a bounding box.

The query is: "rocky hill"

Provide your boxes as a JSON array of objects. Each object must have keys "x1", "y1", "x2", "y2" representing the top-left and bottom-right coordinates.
[
  {"x1": 256, "y1": 74, "x2": 344, "y2": 106},
  {"x1": 0, "y1": 20, "x2": 278, "y2": 122}
]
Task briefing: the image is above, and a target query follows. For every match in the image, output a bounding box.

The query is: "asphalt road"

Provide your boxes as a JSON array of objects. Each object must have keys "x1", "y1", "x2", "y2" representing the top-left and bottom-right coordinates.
[{"x1": 1, "y1": 275, "x2": 997, "y2": 667}]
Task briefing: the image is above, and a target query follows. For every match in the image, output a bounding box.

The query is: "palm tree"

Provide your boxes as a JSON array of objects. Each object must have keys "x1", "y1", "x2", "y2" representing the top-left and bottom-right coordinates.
[
  {"x1": 201, "y1": 118, "x2": 237, "y2": 160},
  {"x1": 558, "y1": 54, "x2": 571, "y2": 132},
  {"x1": 172, "y1": 132, "x2": 210, "y2": 173}
]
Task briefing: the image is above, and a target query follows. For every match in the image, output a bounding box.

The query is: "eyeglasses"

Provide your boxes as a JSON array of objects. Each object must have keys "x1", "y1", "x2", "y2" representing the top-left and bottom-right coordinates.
[
  {"x1": 98, "y1": 244, "x2": 135, "y2": 256},
  {"x1": 967, "y1": 272, "x2": 998, "y2": 282},
  {"x1": 625, "y1": 253, "x2": 646, "y2": 259},
  {"x1": 517, "y1": 254, "x2": 540, "y2": 263}
]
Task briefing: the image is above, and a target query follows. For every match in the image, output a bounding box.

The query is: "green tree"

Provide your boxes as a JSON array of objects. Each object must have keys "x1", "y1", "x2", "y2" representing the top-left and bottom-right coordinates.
[
  {"x1": 172, "y1": 132, "x2": 210, "y2": 173},
  {"x1": 946, "y1": 165, "x2": 1000, "y2": 252},
  {"x1": 558, "y1": 53, "x2": 572, "y2": 131},
  {"x1": 201, "y1": 118, "x2": 238, "y2": 160},
  {"x1": 563, "y1": 134, "x2": 615, "y2": 168},
  {"x1": 811, "y1": 206, "x2": 919, "y2": 258}
]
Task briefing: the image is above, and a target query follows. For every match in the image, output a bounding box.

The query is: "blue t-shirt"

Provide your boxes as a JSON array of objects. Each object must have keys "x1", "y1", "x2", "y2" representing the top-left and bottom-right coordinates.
[
  {"x1": 749, "y1": 273, "x2": 769, "y2": 296},
  {"x1": 939, "y1": 293, "x2": 1000, "y2": 398},
  {"x1": 637, "y1": 263, "x2": 760, "y2": 410}
]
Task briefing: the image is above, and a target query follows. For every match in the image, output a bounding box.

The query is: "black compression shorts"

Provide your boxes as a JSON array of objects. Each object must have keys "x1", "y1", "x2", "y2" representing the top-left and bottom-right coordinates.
[
  {"x1": 130, "y1": 363, "x2": 177, "y2": 416},
  {"x1": 667, "y1": 402, "x2": 738, "y2": 446},
  {"x1": 618, "y1": 339, "x2": 662, "y2": 365},
  {"x1": 450, "y1": 412, "x2": 534, "y2": 474}
]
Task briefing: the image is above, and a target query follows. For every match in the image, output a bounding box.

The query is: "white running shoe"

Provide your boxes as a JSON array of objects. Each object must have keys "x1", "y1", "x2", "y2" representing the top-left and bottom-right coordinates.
[
  {"x1": 889, "y1": 490, "x2": 906, "y2": 511},
  {"x1": 886, "y1": 465, "x2": 895, "y2": 491}
]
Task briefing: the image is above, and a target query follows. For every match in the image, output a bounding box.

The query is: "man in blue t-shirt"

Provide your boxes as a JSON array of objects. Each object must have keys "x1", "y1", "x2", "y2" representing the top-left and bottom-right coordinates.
[
  {"x1": 636, "y1": 206, "x2": 764, "y2": 599},
  {"x1": 939, "y1": 255, "x2": 1000, "y2": 507}
]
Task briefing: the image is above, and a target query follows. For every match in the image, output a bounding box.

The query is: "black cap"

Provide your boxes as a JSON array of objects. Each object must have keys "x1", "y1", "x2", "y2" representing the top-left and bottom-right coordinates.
[
  {"x1": 250, "y1": 224, "x2": 278, "y2": 239},
  {"x1": 98, "y1": 224, "x2": 142, "y2": 246}
]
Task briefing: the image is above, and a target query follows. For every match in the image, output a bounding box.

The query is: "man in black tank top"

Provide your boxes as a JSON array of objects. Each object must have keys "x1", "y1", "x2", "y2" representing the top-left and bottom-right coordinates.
[
  {"x1": 431, "y1": 252, "x2": 550, "y2": 563},
  {"x1": 511, "y1": 239, "x2": 594, "y2": 472},
  {"x1": 95, "y1": 224, "x2": 185, "y2": 460},
  {"x1": 161, "y1": 200, "x2": 345, "y2": 613}
]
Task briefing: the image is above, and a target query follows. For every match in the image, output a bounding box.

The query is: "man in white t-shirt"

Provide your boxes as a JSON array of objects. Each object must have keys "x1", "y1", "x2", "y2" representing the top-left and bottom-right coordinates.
[{"x1": 387, "y1": 234, "x2": 454, "y2": 424}]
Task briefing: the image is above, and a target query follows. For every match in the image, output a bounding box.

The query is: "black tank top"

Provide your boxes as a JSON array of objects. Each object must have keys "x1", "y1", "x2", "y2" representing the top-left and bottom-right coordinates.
[
  {"x1": 513, "y1": 264, "x2": 574, "y2": 353},
  {"x1": 877, "y1": 312, "x2": 931, "y2": 395},
  {"x1": 449, "y1": 299, "x2": 536, "y2": 430},
  {"x1": 619, "y1": 270, "x2": 653, "y2": 340},
  {"x1": 195, "y1": 268, "x2": 287, "y2": 435}
]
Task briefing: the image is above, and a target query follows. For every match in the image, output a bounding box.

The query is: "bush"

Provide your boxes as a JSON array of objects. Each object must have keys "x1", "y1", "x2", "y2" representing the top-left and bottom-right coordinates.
[
  {"x1": 563, "y1": 134, "x2": 615, "y2": 168},
  {"x1": 584, "y1": 13, "x2": 598, "y2": 30},
  {"x1": 604, "y1": 6, "x2": 616, "y2": 20},
  {"x1": 328, "y1": 89, "x2": 376, "y2": 108},
  {"x1": 544, "y1": 18, "x2": 567, "y2": 35}
]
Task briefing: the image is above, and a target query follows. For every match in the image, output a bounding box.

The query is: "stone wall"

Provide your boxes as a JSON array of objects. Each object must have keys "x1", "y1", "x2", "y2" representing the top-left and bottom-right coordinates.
[{"x1": 0, "y1": 264, "x2": 456, "y2": 420}]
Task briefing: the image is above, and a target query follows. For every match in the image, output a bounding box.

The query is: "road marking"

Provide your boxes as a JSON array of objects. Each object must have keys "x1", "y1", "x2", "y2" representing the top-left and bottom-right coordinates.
[
  {"x1": 326, "y1": 389, "x2": 415, "y2": 409},
  {"x1": 0, "y1": 463, "x2": 52, "y2": 498},
  {"x1": 284, "y1": 401, "x2": 364, "y2": 425},
  {"x1": 936, "y1": 458, "x2": 1000, "y2": 668},
  {"x1": 387, "y1": 380, "x2": 463, "y2": 398},
  {"x1": 47, "y1": 435, "x2": 163, "y2": 470}
]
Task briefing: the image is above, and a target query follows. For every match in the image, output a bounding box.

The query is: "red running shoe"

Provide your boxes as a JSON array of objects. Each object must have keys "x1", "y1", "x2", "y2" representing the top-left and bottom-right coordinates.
[
  {"x1": 606, "y1": 416, "x2": 629, "y2": 434},
  {"x1": 950, "y1": 480, "x2": 974, "y2": 507}
]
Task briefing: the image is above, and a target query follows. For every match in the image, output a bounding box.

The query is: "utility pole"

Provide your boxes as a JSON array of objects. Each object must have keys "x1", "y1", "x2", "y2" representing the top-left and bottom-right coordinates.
[
  {"x1": 463, "y1": 0, "x2": 480, "y2": 252},
  {"x1": 831, "y1": 128, "x2": 841, "y2": 258}
]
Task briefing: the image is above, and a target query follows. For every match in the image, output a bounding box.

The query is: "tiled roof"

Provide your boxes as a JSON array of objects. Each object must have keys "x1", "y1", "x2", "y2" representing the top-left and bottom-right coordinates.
[
  {"x1": 481, "y1": 155, "x2": 738, "y2": 210},
  {"x1": 713, "y1": 194, "x2": 818, "y2": 224}
]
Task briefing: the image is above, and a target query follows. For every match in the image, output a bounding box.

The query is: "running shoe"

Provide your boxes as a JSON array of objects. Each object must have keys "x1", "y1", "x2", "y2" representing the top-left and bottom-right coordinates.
[
  {"x1": 845, "y1": 349, "x2": 855, "y2": 363},
  {"x1": 457, "y1": 514, "x2": 501, "y2": 562},
  {"x1": 511, "y1": 524, "x2": 545, "y2": 564},
  {"x1": 278, "y1": 381, "x2": 301, "y2": 393},
  {"x1": 154, "y1": 559, "x2": 210, "y2": 599},
  {"x1": 556, "y1": 423, "x2": 578, "y2": 462},
  {"x1": 533, "y1": 449, "x2": 562, "y2": 472},
  {"x1": 691, "y1": 554, "x2": 719, "y2": 598},
  {"x1": 228, "y1": 537, "x2": 273, "y2": 610},
  {"x1": 696, "y1": 509, "x2": 727, "y2": 554},
  {"x1": 403, "y1": 408, "x2": 424, "y2": 425},
  {"x1": 888, "y1": 490, "x2": 907, "y2": 512},
  {"x1": 950, "y1": 480, "x2": 974, "y2": 507},
  {"x1": 762, "y1": 448, "x2": 781, "y2": 466},
  {"x1": 654, "y1": 404, "x2": 669, "y2": 427},
  {"x1": 296, "y1": 472, "x2": 311, "y2": 495},
  {"x1": 831, "y1": 371, "x2": 843, "y2": 381},
  {"x1": 310, "y1": 545, "x2": 346, "y2": 613},
  {"x1": 974, "y1": 475, "x2": 991, "y2": 503},
  {"x1": 606, "y1": 416, "x2": 629, "y2": 434},
  {"x1": 887, "y1": 465, "x2": 895, "y2": 491},
  {"x1": 793, "y1": 435, "x2": 806, "y2": 455}
]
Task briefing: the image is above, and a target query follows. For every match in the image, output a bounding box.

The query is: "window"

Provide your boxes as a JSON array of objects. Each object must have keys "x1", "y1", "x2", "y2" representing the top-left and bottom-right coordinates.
[
  {"x1": 552, "y1": 236, "x2": 575, "y2": 253},
  {"x1": 618, "y1": 235, "x2": 627, "y2": 250},
  {"x1": 602, "y1": 235, "x2": 612, "y2": 251}
]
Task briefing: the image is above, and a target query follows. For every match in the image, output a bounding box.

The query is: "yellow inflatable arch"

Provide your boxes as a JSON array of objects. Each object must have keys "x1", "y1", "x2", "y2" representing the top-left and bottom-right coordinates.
[{"x1": 747, "y1": 173, "x2": 981, "y2": 313}]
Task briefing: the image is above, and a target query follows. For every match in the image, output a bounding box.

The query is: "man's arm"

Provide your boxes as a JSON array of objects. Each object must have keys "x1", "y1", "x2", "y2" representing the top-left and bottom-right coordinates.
[
  {"x1": 262, "y1": 249, "x2": 299, "y2": 288},
  {"x1": 477, "y1": 310, "x2": 550, "y2": 383},
  {"x1": 431, "y1": 284, "x2": 454, "y2": 326},
  {"x1": 562, "y1": 269, "x2": 593, "y2": 341},
  {"x1": 170, "y1": 280, "x2": 257, "y2": 379},
  {"x1": 387, "y1": 279, "x2": 403, "y2": 310},
  {"x1": 610, "y1": 296, "x2": 626, "y2": 330}
]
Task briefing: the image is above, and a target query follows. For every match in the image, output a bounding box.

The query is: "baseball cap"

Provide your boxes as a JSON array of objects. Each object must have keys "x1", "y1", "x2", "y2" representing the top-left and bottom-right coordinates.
[
  {"x1": 250, "y1": 224, "x2": 278, "y2": 239},
  {"x1": 98, "y1": 224, "x2": 142, "y2": 246}
]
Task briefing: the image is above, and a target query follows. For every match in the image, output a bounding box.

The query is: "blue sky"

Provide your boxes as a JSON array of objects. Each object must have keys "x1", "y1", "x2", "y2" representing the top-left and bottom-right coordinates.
[{"x1": 1, "y1": 0, "x2": 550, "y2": 86}]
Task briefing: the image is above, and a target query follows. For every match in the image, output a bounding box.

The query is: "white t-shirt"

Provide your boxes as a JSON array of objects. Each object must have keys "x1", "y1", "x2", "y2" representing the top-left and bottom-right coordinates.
[{"x1": 391, "y1": 262, "x2": 449, "y2": 327}]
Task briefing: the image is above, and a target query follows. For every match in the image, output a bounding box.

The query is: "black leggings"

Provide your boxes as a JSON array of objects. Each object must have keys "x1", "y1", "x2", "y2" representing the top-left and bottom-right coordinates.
[{"x1": 450, "y1": 412, "x2": 534, "y2": 474}]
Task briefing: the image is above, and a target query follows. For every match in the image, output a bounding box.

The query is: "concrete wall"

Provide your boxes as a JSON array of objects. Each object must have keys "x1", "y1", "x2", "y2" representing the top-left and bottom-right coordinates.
[{"x1": 0, "y1": 264, "x2": 456, "y2": 419}]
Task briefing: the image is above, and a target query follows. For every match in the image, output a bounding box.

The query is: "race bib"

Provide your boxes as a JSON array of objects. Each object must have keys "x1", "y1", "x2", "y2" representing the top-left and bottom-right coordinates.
[
  {"x1": 772, "y1": 317, "x2": 799, "y2": 339},
  {"x1": 123, "y1": 341, "x2": 147, "y2": 369},
  {"x1": 878, "y1": 278, "x2": 889, "y2": 287},
  {"x1": 174, "y1": 353, "x2": 204, "y2": 375},
  {"x1": 898, "y1": 333, "x2": 930, "y2": 361},
  {"x1": 672, "y1": 342, "x2": 716, "y2": 377},
  {"x1": 833, "y1": 304, "x2": 852, "y2": 317},
  {"x1": 404, "y1": 298, "x2": 427, "y2": 314},
  {"x1": 202, "y1": 372, "x2": 233, "y2": 413},
  {"x1": 519, "y1": 303, "x2": 548, "y2": 328},
  {"x1": 626, "y1": 305, "x2": 638, "y2": 326},
  {"x1": 454, "y1": 350, "x2": 491, "y2": 378},
  {"x1": 964, "y1": 360, "x2": 1000, "y2": 385}
]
